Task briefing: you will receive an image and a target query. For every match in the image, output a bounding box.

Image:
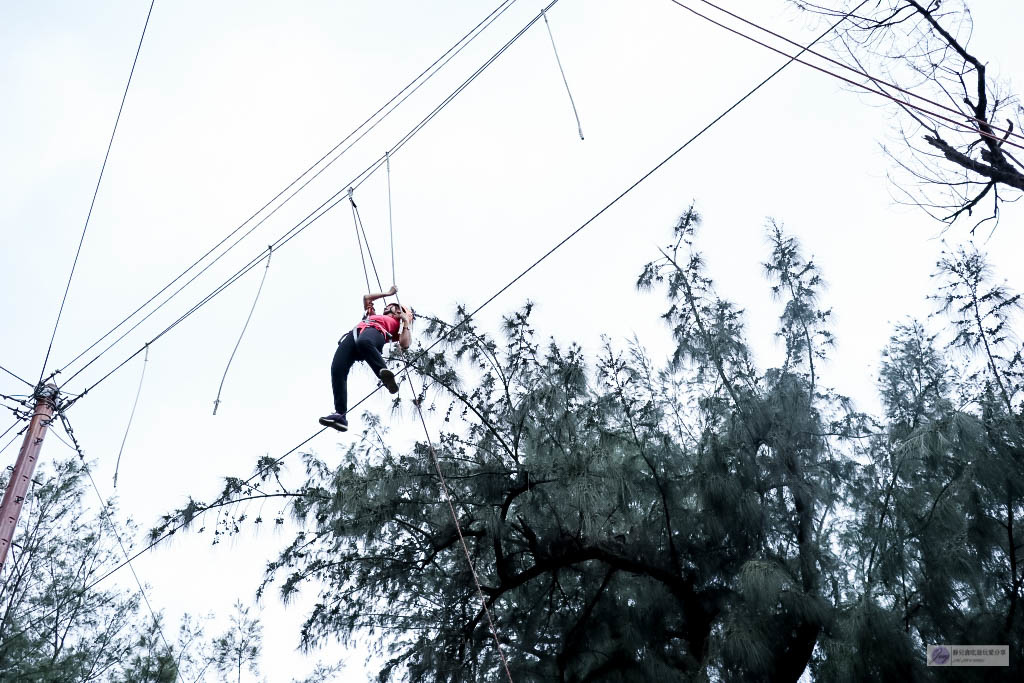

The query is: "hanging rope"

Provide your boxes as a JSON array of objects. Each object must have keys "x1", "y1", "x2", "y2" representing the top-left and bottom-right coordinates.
[
  {"x1": 114, "y1": 344, "x2": 148, "y2": 487},
  {"x1": 212, "y1": 246, "x2": 273, "y2": 415},
  {"x1": 386, "y1": 152, "x2": 397, "y2": 287},
  {"x1": 541, "y1": 9, "x2": 584, "y2": 141},
  {"x1": 379, "y1": 158, "x2": 507, "y2": 677},
  {"x1": 405, "y1": 371, "x2": 515, "y2": 682}
]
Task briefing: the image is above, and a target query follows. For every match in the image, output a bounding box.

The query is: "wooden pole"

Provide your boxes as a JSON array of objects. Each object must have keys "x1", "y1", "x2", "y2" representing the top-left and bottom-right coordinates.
[{"x1": 0, "y1": 384, "x2": 57, "y2": 571}]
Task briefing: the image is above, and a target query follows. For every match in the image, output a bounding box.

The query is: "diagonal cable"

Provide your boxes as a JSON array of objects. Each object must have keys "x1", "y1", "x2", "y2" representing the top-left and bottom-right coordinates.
[
  {"x1": 541, "y1": 8, "x2": 584, "y2": 140},
  {"x1": 39, "y1": 0, "x2": 158, "y2": 382}
]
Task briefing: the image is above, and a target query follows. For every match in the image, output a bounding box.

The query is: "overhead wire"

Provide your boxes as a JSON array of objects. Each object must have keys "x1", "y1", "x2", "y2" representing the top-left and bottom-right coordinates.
[
  {"x1": 58, "y1": 0, "x2": 563, "y2": 406},
  {"x1": 38, "y1": 0, "x2": 158, "y2": 383},
  {"x1": 1, "y1": 364, "x2": 33, "y2": 388},
  {"x1": 688, "y1": 0, "x2": 1024, "y2": 144},
  {"x1": 43, "y1": 0, "x2": 872, "y2": 619},
  {"x1": 49, "y1": 0, "x2": 522, "y2": 386},
  {"x1": 664, "y1": 0, "x2": 1024, "y2": 153}
]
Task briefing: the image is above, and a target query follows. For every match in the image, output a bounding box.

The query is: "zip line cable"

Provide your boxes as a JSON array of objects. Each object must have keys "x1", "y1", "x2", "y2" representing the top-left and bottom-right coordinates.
[
  {"x1": 37, "y1": 0, "x2": 872, "y2": 620},
  {"x1": 49, "y1": 0, "x2": 521, "y2": 385},
  {"x1": 1, "y1": 363, "x2": 33, "y2": 388},
  {"x1": 51, "y1": 415, "x2": 178, "y2": 674},
  {"x1": 38, "y1": 0, "x2": 157, "y2": 383},
  {"x1": 114, "y1": 345, "x2": 149, "y2": 487},
  {"x1": 212, "y1": 247, "x2": 273, "y2": 416},
  {"x1": 57, "y1": 0, "x2": 563, "y2": 404},
  {"x1": 689, "y1": 0, "x2": 1024, "y2": 144},
  {"x1": 665, "y1": 0, "x2": 1024, "y2": 153},
  {"x1": 541, "y1": 9, "x2": 584, "y2": 141}
]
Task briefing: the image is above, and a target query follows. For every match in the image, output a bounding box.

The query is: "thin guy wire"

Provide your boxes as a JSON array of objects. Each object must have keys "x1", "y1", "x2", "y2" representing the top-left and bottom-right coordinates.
[
  {"x1": 50, "y1": 0, "x2": 520, "y2": 384},
  {"x1": 114, "y1": 345, "x2": 149, "y2": 487},
  {"x1": 405, "y1": 372, "x2": 514, "y2": 682},
  {"x1": 59, "y1": 1, "x2": 561, "y2": 401},
  {"x1": 665, "y1": 0, "x2": 1024, "y2": 153},
  {"x1": 0, "y1": 364, "x2": 32, "y2": 388},
  {"x1": 541, "y1": 9, "x2": 584, "y2": 140},
  {"x1": 60, "y1": 0, "x2": 873, "y2": 596},
  {"x1": 52, "y1": 415, "x2": 178, "y2": 674},
  {"x1": 39, "y1": 0, "x2": 158, "y2": 383},
  {"x1": 691, "y1": 0, "x2": 1024, "y2": 143},
  {"x1": 213, "y1": 247, "x2": 273, "y2": 416}
]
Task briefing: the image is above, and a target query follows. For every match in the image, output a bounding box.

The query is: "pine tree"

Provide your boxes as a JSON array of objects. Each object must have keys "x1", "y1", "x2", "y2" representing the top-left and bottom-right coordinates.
[
  {"x1": 0, "y1": 459, "x2": 176, "y2": 681},
  {"x1": 161, "y1": 212, "x2": 1023, "y2": 681}
]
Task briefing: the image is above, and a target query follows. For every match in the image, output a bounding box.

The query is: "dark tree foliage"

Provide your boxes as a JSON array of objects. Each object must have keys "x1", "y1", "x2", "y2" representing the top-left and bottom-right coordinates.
[
  {"x1": 0, "y1": 459, "x2": 178, "y2": 681},
  {"x1": 794, "y1": 0, "x2": 1024, "y2": 230},
  {"x1": 159, "y1": 210, "x2": 1023, "y2": 681}
]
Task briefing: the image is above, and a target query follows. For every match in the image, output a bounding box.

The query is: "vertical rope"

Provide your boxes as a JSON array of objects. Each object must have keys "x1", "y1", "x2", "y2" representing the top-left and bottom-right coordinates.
[
  {"x1": 386, "y1": 151, "x2": 397, "y2": 288},
  {"x1": 541, "y1": 9, "x2": 584, "y2": 140},
  {"x1": 404, "y1": 372, "x2": 514, "y2": 682},
  {"x1": 212, "y1": 247, "x2": 273, "y2": 415},
  {"x1": 113, "y1": 344, "x2": 148, "y2": 487}
]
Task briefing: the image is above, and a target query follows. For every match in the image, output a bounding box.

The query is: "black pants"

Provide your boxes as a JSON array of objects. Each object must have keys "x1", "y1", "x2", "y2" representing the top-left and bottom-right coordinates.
[{"x1": 331, "y1": 328, "x2": 388, "y2": 414}]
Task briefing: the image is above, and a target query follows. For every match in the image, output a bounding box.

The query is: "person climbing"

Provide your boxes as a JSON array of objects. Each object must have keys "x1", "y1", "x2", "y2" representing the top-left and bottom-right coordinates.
[{"x1": 319, "y1": 285, "x2": 414, "y2": 432}]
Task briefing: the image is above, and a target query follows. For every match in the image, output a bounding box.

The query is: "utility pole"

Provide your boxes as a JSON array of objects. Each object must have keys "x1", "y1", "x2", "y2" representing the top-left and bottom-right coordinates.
[{"x1": 0, "y1": 383, "x2": 58, "y2": 571}]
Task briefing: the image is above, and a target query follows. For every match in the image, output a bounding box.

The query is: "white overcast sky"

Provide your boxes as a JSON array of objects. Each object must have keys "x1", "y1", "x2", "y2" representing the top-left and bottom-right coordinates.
[{"x1": 2, "y1": 0, "x2": 1024, "y2": 679}]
